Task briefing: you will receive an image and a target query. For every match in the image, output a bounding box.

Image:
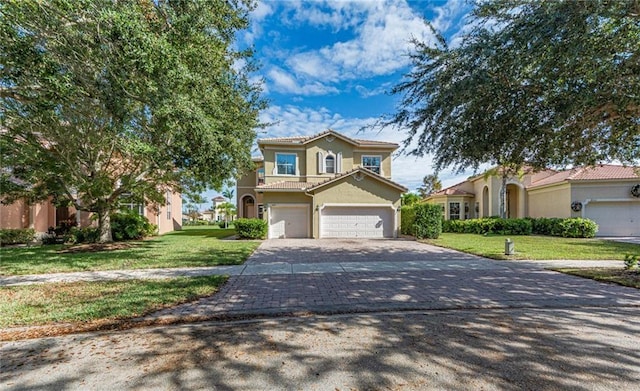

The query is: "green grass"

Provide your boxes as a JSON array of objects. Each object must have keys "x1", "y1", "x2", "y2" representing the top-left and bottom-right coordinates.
[
  {"x1": 0, "y1": 226, "x2": 260, "y2": 275},
  {"x1": 0, "y1": 275, "x2": 227, "y2": 327},
  {"x1": 556, "y1": 268, "x2": 640, "y2": 289},
  {"x1": 423, "y1": 233, "x2": 639, "y2": 260}
]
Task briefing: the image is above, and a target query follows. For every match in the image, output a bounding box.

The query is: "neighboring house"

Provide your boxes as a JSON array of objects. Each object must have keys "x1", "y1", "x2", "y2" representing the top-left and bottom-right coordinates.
[
  {"x1": 0, "y1": 191, "x2": 183, "y2": 236},
  {"x1": 236, "y1": 129, "x2": 408, "y2": 239},
  {"x1": 212, "y1": 196, "x2": 228, "y2": 221},
  {"x1": 425, "y1": 165, "x2": 640, "y2": 236}
]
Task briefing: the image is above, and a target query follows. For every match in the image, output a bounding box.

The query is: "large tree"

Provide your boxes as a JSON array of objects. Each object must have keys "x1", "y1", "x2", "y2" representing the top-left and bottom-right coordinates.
[
  {"x1": 416, "y1": 174, "x2": 442, "y2": 198},
  {"x1": 0, "y1": 0, "x2": 264, "y2": 242},
  {"x1": 384, "y1": 0, "x2": 639, "y2": 176}
]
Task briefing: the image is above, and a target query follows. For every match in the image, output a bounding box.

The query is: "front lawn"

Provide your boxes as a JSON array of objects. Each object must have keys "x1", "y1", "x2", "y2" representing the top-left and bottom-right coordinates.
[
  {"x1": 555, "y1": 268, "x2": 640, "y2": 289},
  {"x1": 0, "y1": 226, "x2": 260, "y2": 275},
  {"x1": 423, "y1": 233, "x2": 639, "y2": 260},
  {"x1": 0, "y1": 275, "x2": 227, "y2": 328}
]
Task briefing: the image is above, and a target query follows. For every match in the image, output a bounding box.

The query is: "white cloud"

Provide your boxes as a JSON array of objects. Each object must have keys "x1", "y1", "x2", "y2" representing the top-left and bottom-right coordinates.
[
  {"x1": 267, "y1": 67, "x2": 339, "y2": 96},
  {"x1": 258, "y1": 104, "x2": 474, "y2": 190}
]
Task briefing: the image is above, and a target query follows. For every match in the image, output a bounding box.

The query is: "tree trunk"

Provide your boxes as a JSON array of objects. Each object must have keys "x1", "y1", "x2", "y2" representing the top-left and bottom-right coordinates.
[
  {"x1": 97, "y1": 210, "x2": 113, "y2": 243},
  {"x1": 499, "y1": 174, "x2": 508, "y2": 219}
]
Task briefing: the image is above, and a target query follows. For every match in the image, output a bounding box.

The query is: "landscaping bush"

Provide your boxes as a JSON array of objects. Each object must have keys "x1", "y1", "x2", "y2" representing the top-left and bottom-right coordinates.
[
  {"x1": 442, "y1": 218, "x2": 532, "y2": 235},
  {"x1": 0, "y1": 228, "x2": 36, "y2": 246},
  {"x1": 624, "y1": 255, "x2": 639, "y2": 271},
  {"x1": 400, "y1": 205, "x2": 417, "y2": 235},
  {"x1": 558, "y1": 218, "x2": 598, "y2": 238},
  {"x1": 413, "y1": 203, "x2": 442, "y2": 239},
  {"x1": 234, "y1": 218, "x2": 267, "y2": 239},
  {"x1": 68, "y1": 226, "x2": 101, "y2": 244},
  {"x1": 110, "y1": 211, "x2": 157, "y2": 241}
]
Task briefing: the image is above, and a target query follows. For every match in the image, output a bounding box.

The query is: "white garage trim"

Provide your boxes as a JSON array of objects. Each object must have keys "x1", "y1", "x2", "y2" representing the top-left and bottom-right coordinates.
[
  {"x1": 268, "y1": 203, "x2": 310, "y2": 239},
  {"x1": 319, "y1": 203, "x2": 398, "y2": 238}
]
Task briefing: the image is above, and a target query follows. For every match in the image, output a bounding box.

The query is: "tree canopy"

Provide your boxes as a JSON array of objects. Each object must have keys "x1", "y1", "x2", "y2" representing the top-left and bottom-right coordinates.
[
  {"x1": 416, "y1": 173, "x2": 442, "y2": 198},
  {"x1": 384, "y1": 0, "x2": 639, "y2": 174},
  {"x1": 0, "y1": 0, "x2": 264, "y2": 241}
]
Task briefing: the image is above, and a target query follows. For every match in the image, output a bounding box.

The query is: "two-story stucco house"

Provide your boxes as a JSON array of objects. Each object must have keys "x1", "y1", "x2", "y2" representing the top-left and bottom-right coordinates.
[
  {"x1": 236, "y1": 130, "x2": 408, "y2": 239},
  {"x1": 425, "y1": 164, "x2": 640, "y2": 236}
]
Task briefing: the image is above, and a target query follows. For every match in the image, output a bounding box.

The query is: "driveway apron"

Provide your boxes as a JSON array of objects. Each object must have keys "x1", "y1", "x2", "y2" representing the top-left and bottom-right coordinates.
[{"x1": 147, "y1": 239, "x2": 640, "y2": 320}]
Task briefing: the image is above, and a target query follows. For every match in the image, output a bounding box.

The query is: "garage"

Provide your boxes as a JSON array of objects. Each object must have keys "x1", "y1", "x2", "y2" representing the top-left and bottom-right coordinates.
[
  {"x1": 584, "y1": 201, "x2": 640, "y2": 236},
  {"x1": 269, "y1": 204, "x2": 309, "y2": 238},
  {"x1": 320, "y1": 206, "x2": 394, "y2": 238}
]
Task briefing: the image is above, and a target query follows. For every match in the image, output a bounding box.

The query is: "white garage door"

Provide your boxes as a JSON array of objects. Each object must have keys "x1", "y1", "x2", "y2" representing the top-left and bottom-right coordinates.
[
  {"x1": 321, "y1": 207, "x2": 394, "y2": 238},
  {"x1": 269, "y1": 205, "x2": 309, "y2": 238},
  {"x1": 585, "y1": 202, "x2": 640, "y2": 236}
]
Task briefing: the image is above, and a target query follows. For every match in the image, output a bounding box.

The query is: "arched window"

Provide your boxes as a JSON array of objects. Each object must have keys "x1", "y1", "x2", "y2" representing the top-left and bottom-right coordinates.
[{"x1": 325, "y1": 155, "x2": 335, "y2": 174}]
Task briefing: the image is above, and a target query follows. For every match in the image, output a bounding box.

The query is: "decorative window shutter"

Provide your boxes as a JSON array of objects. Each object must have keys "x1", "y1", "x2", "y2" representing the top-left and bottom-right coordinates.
[
  {"x1": 336, "y1": 152, "x2": 342, "y2": 173},
  {"x1": 318, "y1": 151, "x2": 325, "y2": 173}
]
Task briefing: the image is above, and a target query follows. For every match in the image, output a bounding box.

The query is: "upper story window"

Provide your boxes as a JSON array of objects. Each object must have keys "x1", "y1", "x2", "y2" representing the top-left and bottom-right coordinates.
[
  {"x1": 325, "y1": 155, "x2": 335, "y2": 174},
  {"x1": 276, "y1": 153, "x2": 296, "y2": 175},
  {"x1": 257, "y1": 167, "x2": 265, "y2": 185},
  {"x1": 362, "y1": 155, "x2": 381, "y2": 174}
]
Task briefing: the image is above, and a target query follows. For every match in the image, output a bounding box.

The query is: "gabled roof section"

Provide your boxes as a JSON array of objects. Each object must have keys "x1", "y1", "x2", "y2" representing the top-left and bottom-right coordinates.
[
  {"x1": 306, "y1": 167, "x2": 408, "y2": 193},
  {"x1": 430, "y1": 187, "x2": 475, "y2": 196},
  {"x1": 258, "y1": 129, "x2": 398, "y2": 149},
  {"x1": 529, "y1": 164, "x2": 640, "y2": 188}
]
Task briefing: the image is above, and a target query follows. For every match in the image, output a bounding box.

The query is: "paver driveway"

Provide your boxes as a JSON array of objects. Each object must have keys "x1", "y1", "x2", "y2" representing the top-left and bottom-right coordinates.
[{"x1": 148, "y1": 239, "x2": 640, "y2": 321}]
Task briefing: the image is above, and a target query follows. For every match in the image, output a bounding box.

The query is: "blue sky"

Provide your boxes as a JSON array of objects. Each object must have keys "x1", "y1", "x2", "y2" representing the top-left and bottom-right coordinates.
[{"x1": 203, "y1": 0, "x2": 475, "y2": 207}]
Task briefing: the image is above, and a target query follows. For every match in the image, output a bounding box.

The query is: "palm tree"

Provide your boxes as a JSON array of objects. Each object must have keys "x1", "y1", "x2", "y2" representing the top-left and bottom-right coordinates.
[{"x1": 217, "y1": 202, "x2": 236, "y2": 228}]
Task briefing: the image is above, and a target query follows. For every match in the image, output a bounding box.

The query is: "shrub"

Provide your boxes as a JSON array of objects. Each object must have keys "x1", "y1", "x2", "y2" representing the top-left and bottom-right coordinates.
[
  {"x1": 413, "y1": 203, "x2": 442, "y2": 239},
  {"x1": 400, "y1": 205, "x2": 417, "y2": 236},
  {"x1": 234, "y1": 218, "x2": 267, "y2": 239},
  {"x1": 68, "y1": 226, "x2": 101, "y2": 244},
  {"x1": 218, "y1": 220, "x2": 228, "y2": 228},
  {"x1": 110, "y1": 211, "x2": 157, "y2": 241},
  {"x1": 558, "y1": 218, "x2": 598, "y2": 238},
  {"x1": 442, "y1": 218, "x2": 531, "y2": 235},
  {"x1": 0, "y1": 228, "x2": 36, "y2": 246},
  {"x1": 624, "y1": 255, "x2": 639, "y2": 271}
]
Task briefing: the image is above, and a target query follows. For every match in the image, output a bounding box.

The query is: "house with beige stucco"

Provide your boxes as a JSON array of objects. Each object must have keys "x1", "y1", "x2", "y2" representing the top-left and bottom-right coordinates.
[
  {"x1": 424, "y1": 165, "x2": 640, "y2": 236},
  {"x1": 236, "y1": 130, "x2": 408, "y2": 239}
]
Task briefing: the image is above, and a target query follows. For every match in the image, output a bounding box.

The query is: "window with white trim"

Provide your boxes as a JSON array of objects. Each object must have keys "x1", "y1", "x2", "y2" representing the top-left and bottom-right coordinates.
[
  {"x1": 120, "y1": 194, "x2": 144, "y2": 216},
  {"x1": 449, "y1": 202, "x2": 460, "y2": 220},
  {"x1": 257, "y1": 167, "x2": 265, "y2": 185},
  {"x1": 362, "y1": 155, "x2": 381, "y2": 174},
  {"x1": 325, "y1": 155, "x2": 335, "y2": 174},
  {"x1": 276, "y1": 153, "x2": 296, "y2": 175}
]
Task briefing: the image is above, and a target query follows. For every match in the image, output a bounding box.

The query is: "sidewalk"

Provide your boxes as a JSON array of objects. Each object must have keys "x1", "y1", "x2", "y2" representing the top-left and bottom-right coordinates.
[{"x1": 0, "y1": 259, "x2": 624, "y2": 287}]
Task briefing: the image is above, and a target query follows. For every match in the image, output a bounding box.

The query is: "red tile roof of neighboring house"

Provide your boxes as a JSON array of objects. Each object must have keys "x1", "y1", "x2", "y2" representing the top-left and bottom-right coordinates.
[
  {"x1": 258, "y1": 129, "x2": 398, "y2": 148},
  {"x1": 529, "y1": 164, "x2": 640, "y2": 188}
]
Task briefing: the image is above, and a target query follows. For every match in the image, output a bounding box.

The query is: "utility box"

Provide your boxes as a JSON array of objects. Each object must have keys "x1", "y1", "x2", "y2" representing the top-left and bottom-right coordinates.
[
  {"x1": 504, "y1": 238, "x2": 515, "y2": 255},
  {"x1": 505, "y1": 238, "x2": 514, "y2": 255}
]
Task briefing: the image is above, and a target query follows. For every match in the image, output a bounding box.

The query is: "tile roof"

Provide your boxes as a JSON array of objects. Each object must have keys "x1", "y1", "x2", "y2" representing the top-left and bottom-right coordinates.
[
  {"x1": 431, "y1": 187, "x2": 474, "y2": 196},
  {"x1": 256, "y1": 181, "x2": 317, "y2": 191},
  {"x1": 258, "y1": 129, "x2": 398, "y2": 148},
  {"x1": 305, "y1": 167, "x2": 408, "y2": 192},
  {"x1": 530, "y1": 164, "x2": 640, "y2": 188}
]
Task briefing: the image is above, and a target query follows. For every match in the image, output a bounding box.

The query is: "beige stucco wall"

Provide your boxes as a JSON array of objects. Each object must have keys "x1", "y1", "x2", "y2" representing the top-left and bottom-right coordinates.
[
  {"x1": 305, "y1": 137, "x2": 354, "y2": 180},
  {"x1": 152, "y1": 191, "x2": 182, "y2": 235},
  {"x1": 426, "y1": 196, "x2": 474, "y2": 220},
  {"x1": 310, "y1": 174, "x2": 402, "y2": 238},
  {"x1": 352, "y1": 150, "x2": 392, "y2": 178},
  {"x1": 527, "y1": 183, "x2": 572, "y2": 218},
  {"x1": 0, "y1": 200, "x2": 28, "y2": 229},
  {"x1": 571, "y1": 180, "x2": 637, "y2": 201}
]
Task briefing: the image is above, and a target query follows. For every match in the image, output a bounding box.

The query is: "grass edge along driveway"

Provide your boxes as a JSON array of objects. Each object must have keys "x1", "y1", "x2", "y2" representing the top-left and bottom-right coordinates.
[
  {"x1": 0, "y1": 275, "x2": 228, "y2": 330},
  {"x1": 423, "y1": 233, "x2": 639, "y2": 261},
  {"x1": 0, "y1": 227, "x2": 261, "y2": 276}
]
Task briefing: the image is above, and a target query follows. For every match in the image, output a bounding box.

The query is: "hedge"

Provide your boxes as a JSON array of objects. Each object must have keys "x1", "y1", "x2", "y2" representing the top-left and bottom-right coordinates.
[
  {"x1": 442, "y1": 217, "x2": 598, "y2": 238},
  {"x1": 110, "y1": 211, "x2": 157, "y2": 241},
  {"x1": 0, "y1": 228, "x2": 36, "y2": 246},
  {"x1": 412, "y1": 203, "x2": 442, "y2": 239},
  {"x1": 234, "y1": 218, "x2": 267, "y2": 239},
  {"x1": 400, "y1": 205, "x2": 417, "y2": 235}
]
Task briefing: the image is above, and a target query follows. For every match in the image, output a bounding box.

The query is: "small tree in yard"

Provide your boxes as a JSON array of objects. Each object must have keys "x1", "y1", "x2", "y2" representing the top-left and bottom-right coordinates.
[
  {"x1": 217, "y1": 202, "x2": 236, "y2": 227},
  {"x1": 0, "y1": 0, "x2": 264, "y2": 242}
]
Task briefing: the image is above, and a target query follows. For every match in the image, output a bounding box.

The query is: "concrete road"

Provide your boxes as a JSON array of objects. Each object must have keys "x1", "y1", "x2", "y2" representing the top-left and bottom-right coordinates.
[{"x1": 2, "y1": 307, "x2": 640, "y2": 390}]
